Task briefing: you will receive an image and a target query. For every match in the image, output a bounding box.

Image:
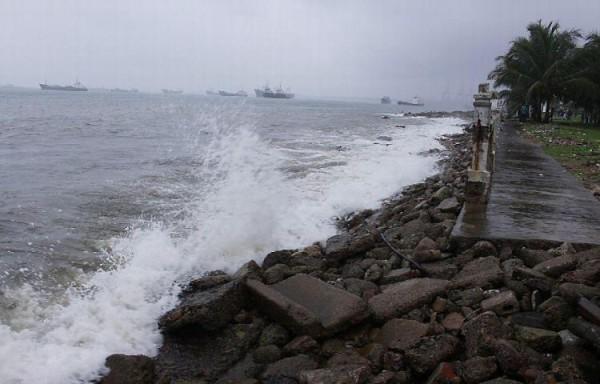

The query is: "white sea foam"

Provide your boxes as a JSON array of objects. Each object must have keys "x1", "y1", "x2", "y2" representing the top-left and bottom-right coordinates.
[{"x1": 0, "y1": 115, "x2": 463, "y2": 383}]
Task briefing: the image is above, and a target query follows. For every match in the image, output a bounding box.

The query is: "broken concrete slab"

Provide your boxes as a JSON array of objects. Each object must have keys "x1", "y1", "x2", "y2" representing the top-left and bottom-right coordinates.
[
  {"x1": 246, "y1": 274, "x2": 369, "y2": 338},
  {"x1": 480, "y1": 291, "x2": 519, "y2": 316},
  {"x1": 368, "y1": 278, "x2": 449, "y2": 321},
  {"x1": 375, "y1": 318, "x2": 429, "y2": 350}
]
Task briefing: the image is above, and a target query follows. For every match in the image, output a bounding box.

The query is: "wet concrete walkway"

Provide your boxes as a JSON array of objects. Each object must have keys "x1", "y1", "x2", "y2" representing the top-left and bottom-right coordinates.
[{"x1": 452, "y1": 122, "x2": 600, "y2": 246}]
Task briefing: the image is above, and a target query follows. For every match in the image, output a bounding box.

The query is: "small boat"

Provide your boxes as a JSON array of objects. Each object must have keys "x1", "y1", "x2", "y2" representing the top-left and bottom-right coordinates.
[
  {"x1": 397, "y1": 96, "x2": 424, "y2": 106},
  {"x1": 381, "y1": 96, "x2": 391, "y2": 104}
]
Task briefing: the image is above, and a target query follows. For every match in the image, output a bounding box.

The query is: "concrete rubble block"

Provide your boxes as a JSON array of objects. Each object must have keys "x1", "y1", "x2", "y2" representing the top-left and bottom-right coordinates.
[
  {"x1": 538, "y1": 296, "x2": 573, "y2": 330},
  {"x1": 368, "y1": 278, "x2": 450, "y2": 321},
  {"x1": 299, "y1": 365, "x2": 371, "y2": 384},
  {"x1": 480, "y1": 290, "x2": 519, "y2": 316},
  {"x1": 325, "y1": 233, "x2": 375, "y2": 263},
  {"x1": 405, "y1": 334, "x2": 460, "y2": 375},
  {"x1": 559, "y1": 283, "x2": 600, "y2": 304},
  {"x1": 262, "y1": 354, "x2": 318, "y2": 382},
  {"x1": 492, "y1": 339, "x2": 527, "y2": 376},
  {"x1": 514, "y1": 325, "x2": 562, "y2": 352},
  {"x1": 375, "y1": 318, "x2": 429, "y2": 350},
  {"x1": 431, "y1": 186, "x2": 452, "y2": 204},
  {"x1": 512, "y1": 266, "x2": 554, "y2": 292},
  {"x1": 462, "y1": 311, "x2": 507, "y2": 358},
  {"x1": 384, "y1": 219, "x2": 427, "y2": 249},
  {"x1": 561, "y1": 258, "x2": 600, "y2": 285},
  {"x1": 450, "y1": 256, "x2": 503, "y2": 289},
  {"x1": 578, "y1": 297, "x2": 600, "y2": 326},
  {"x1": 283, "y1": 335, "x2": 318, "y2": 355},
  {"x1": 159, "y1": 279, "x2": 246, "y2": 332},
  {"x1": 421, "y1": 261, "x2": 458, "y2": 280},
  {"x1": 518, "y1": 248, "x2": 553, "y2": 268},
  {"x1": 246, "y1": 274, "x2": 369, "y2": 338},
  {"x1": 449, "y1": 287, "x2": 484, "y2": 307},
  {"x1": 457, "y1": 356, "x2": 498, "y2": 384},
  {"x1": 533, "y1": 254, "x2": 576, "y2": 277},
  {"x1": 472, "y1": 240, "x2": 498, "y2": 257}
]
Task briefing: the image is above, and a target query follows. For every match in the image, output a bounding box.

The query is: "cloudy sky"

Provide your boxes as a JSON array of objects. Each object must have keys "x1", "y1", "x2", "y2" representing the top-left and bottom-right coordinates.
[{"x1": 1, "y1": 0, "x2": 599, "y2": 101}]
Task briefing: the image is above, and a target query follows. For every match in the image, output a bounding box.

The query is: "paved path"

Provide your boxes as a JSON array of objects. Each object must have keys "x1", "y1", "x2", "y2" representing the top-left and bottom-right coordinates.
[{"x1": 452, "y1": 122, "x2": 600, "y2": 246}]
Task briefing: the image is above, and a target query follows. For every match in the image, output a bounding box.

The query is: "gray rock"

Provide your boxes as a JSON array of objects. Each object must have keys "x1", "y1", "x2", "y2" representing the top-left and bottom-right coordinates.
[
  {"x1": 375, "y1": 318, "x2": 428, "y2": 350},
  {"x1": 185, "y1": 274, "x2": 231, "y2": 293},
  {"x1": 155, "y1": 319, "x2": 264, "y2": 382},
  {"x1": 379, "y1": 268, "x2": 417, "y2": 285},
  {"x1": 262, "y1": 355, "x2": 318, "y2": 382},
  {"x1": 480, "y1": 291, "x2": 519, "y2": 315},
  {"x1": 457, "y1": 356, "x2": 497, "y2": 384},
  {"x1": 431, "y1": 186, "x2": 452, "y2": 203},
  {"x1": 436, "y1": 197, "x2": 460, "y2": 213},
  {"x1": 518, "y1": 247, "x2": 553, "y2": 267},
  {"x1": 253, "y1": 345, "x2": 282, "y2": 364},
  {"x1": 364, "y1": 264, "x2": 383, "y2": 282},
  {"x1": 449, "y1": 287, "x2": 484, "y2": 306},
  {"x1": 325, "y1": 233, "x2": 375, "y2": 263},
  {"x1": 538, "y1": 296, "x2": 572, "y2": 330},
  {"x1": 233, "y1": 260, "x2": 262, "y2": 281},
  {"x1": 533, "y1": 254, "x2": 576, "y2": 277},
  {"x1": 263, "y1": 250, "x2": 296, "y2": 270},
  {"x1": 492, "y1": 339, "x2": 527, "y2": 376},
  {"x1": 405, "y1": 334, "x2": 459, "y2": 374},
  {"x1": 451, "y1": 256, "x2": 503, "y2": 289},
  {"x1": 384, "y1": 219, "x2": 426, "y2": 249},
  {"x1": 413, "y1": 237, "x2": 441, "y2": 262},
  {"x1": 159, "y1": 280, "x2": 245, "y2": 332},
  {"x1": 264, "y1": 264, "x2": 292, "y2": 285},
  {"x1": 559, "y1": 283, "x2": 600, "y2": 304},
  {"x1": 260, "y1": 324, "x2": 291, "y2": 346},
  {"x1": 299, "y1": 366, "x2": 371, "y2": 384},
  {"x1": 246, "y1": 274, "x2": 369, "y2": 337},
  {"x1": 568, "y1": 317, "x2": 600, "y2": 350},
  {"x1": 215, "y1": 354, "x2": 263, "y2": 384},
  {"x1": 509, "y1": 312, "x2": 547, "y2": 329},
  {"x1": 368, "y1": 278, "x2": 449, "y2": 321},
  {"x1": 342, "y1": 263, "x2": 365, "y2": 279},
  {"x1": 441, "y1": 312, "x2": 465, "y2": 331},
  {"x1": 283, "y1": 335, "x2": 318, "y2": 355},
  {"x1": 343, "y1": 278, "x2": 379, "y2": 300},
  {"x1": 480, "y1": 379, "x2": 523, "y2": 384},
  {"x1": 462, "y1": 311, "x2": 507, "y2": 358},
  {"x1": 100, "y1": 354, "x2": 155, "y2": 384},
  {"x1": 472, "y1": 240, "x2": 497, "y2": 257},
  {"x1": 514, "y1": 325, "x2": 561, "y2": 352}
]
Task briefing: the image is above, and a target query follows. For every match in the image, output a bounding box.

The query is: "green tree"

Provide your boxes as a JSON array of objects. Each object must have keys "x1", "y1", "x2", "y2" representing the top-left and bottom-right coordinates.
[{"x1": 489, "y1": 21, "x2": 580, "y2": 123}]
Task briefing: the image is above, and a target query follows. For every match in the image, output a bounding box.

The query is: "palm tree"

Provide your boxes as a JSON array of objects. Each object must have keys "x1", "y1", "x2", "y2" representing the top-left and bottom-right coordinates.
[
  {"x1": 489, "y1": 21, "x2": 581, "y2": 123},
  {"x1": 565, "y1": 34, "x2": 600, "y2": 124}
]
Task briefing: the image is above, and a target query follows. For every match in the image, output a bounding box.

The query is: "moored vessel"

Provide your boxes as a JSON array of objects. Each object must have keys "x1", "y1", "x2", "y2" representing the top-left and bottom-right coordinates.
[
  {"x1": 397, "y1": 96, "x2": 424, "y2": 106},
  {"x1": 39, "y1": 81, "x2": 88, "y2": 91},
  {"x1": 254, "y1": 85, "x2": 294, "y2": 99},
  {"x1": 381, "y1": 96, "x2": 391, "y2": 104}
]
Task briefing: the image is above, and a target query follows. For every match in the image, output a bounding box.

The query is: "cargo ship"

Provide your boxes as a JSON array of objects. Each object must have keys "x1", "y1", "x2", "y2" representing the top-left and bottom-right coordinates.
[
  {"x1": 397, "y1": 96, "x2": 424, "y2": 106},
  {"x1": 254, "y1": 85, "x2": 294, "y2": 99},
  {"x1": 218, "y1": 90, "x2": 248, "y2": 97},
  {"x1": 39, "y1": 81, "x2": 88, "y2": 91}
]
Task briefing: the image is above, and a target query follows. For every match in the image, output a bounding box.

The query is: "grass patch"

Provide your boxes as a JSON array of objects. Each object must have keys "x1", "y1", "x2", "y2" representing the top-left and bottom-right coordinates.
[{"x1": 522, "y1": 121, "x2": 600, "y2": 188}]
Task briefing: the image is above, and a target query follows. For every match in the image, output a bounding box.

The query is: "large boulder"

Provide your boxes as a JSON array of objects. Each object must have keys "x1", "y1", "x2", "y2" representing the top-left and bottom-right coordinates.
[
  {"x1": 462, "y1": 311, "x2": 508, "y2": 358},
  {"x1": 100, "y1": 354, "x2": 155, "y2": 384},
  {"x1": 368, "y1": 278, "x2": 449, "y2": 321},
  {"x1": 159, "y1": 279, "x2": 245, "y2": 332},
  {"x1": 246, "y1": 274, "x2": 369, "y2": 337}
]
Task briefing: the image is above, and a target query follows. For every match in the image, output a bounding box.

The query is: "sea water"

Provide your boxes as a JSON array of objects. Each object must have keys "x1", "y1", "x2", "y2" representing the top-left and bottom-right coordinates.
[{"x1": 0, "y1": 90, "x2": 464, "y2": 383}]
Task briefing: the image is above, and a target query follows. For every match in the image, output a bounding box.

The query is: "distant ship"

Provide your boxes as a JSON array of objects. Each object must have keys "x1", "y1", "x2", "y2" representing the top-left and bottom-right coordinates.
[
  {"x1": 254, "y1": 85, "x2": 294, "y2": 99},
  {"x1": 381, "y1": 96, "x2": 391, "y2": 104},
  {"x1": 218, "y1": 90, "x2": 248, "y2": 97},
  {"x1": 40, "y1": 81, "x2": 88, "y2": 91},
  {"x1": 397, "y1": 96, "x2": 424, "y2": 106},
  {"x1": 110, "y1": 88, "x2": 138, "y2": 93},
  {"x1": 162, "y1": 89, "x2": 183, "y2": 94},
  {"x1": 206, "y1": 89, "x2": 219, "y2": 96}
]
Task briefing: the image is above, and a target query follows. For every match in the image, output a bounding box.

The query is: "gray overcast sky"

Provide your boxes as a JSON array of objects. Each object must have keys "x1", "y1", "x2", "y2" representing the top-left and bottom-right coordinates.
[{"x1": 1, "y1": 0, "x2": 599, "y2": 101}]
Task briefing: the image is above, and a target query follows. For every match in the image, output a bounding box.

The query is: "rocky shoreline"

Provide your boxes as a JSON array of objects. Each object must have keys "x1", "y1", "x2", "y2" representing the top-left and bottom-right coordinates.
[{"x1": 99, "y1": 124, "x2": 600, "y2": 384}]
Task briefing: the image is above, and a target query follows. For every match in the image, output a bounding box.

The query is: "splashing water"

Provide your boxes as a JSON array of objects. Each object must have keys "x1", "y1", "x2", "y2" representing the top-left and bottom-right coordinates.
[{"x1": 0, "y1": 104, "x2": 463, "y2": 383}]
